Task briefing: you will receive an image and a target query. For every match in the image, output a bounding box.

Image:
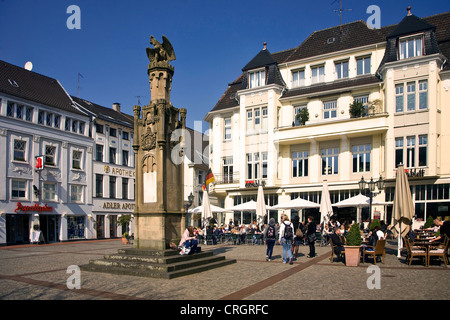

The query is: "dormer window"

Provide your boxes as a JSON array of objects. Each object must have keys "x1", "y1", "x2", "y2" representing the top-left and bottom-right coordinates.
[
  {"x1": 248, "y1": 69, "x2": 266, "y2": 88},
  {"x1": 399, "y1": 35, "x2": 423, "y2": 59}
]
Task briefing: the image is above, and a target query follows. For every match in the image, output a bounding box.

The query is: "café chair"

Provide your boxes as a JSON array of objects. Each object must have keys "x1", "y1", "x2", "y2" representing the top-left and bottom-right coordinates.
[
  {"x1": 362, "y1": 239, "x2": 386, "y2": 264},
  {"x1": 404, "y1": 237, "x2": 428, "y2": 267},
  {"x1": 428, "y1": 237, "x2": 449, "y2": 267}
]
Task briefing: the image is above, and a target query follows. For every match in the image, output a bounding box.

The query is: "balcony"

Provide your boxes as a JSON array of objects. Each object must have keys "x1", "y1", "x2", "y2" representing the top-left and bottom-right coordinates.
[{"x1": 274, "y1": 112, "x2": 389, "y2": 145}]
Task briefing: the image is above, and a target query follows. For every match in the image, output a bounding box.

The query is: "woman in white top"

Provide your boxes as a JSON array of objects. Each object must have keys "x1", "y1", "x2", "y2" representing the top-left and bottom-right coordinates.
[{"x1": 279, "y1": 215, "x2": 294, "y2": 265}]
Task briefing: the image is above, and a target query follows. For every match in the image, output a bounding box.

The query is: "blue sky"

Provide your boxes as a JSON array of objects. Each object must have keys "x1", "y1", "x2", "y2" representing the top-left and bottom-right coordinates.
[{"x1": 0, "y1": 0, "x2": 447, "y2": 130}]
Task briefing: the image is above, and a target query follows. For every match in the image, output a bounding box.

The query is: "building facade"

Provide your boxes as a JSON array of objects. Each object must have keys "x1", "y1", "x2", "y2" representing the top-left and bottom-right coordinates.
[
  {"x1": 73, "y1": 97, "x2": 136, "y2": 239},
  {"x1": 205, "y1": 9, "x2": 450, "y2": 225},
  {"x1": 0, "y1": 60, "x2": 137, "y2": 245},
  {"x1": 0, "y1": 60, "x2": 93, "y2": 245}
]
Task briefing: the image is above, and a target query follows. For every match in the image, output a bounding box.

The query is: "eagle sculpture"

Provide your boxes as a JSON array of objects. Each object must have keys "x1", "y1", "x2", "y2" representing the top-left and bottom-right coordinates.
[{"x1": 146, "y1": 35, "x2": 176, "y2": 66}]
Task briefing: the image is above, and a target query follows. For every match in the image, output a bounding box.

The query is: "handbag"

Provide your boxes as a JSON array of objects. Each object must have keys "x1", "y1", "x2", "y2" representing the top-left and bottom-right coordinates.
[
  {"x1": 307, "y1": 233, "x2": 317, "y2": 243},
  {"x1": 296, "y1": 228, "x2": 303, "y2": 238}
]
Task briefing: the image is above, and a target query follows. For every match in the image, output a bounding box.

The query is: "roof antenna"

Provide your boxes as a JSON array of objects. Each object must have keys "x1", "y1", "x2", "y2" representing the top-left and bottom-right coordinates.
[
  {"x1": 136, "y1": 95, "x2": 146, "y2": 105},
  {"x1": 332, "y1": 0, "x2": 352, "y2": 29},
  {"x1": 77, "y1": 72, "x2": 84, "y2": 98}
]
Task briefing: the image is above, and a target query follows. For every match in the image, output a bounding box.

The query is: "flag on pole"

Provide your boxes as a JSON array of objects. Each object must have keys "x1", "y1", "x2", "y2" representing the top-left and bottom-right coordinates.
[
  {"x1": 205, "y1": 168, "x2": 215, "y2": 186},
  {"x1": 202, "y1": 184, "x2": 206, "y2": 192}
]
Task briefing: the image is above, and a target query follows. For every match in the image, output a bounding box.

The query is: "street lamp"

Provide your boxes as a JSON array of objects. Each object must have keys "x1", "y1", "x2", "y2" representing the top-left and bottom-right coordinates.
[
  {"x1": 359, "y1": 175, "x2": 384, "y2": 222},
  {"x1": 185, "y1": 192, "x2": 195, "y2": 228}
]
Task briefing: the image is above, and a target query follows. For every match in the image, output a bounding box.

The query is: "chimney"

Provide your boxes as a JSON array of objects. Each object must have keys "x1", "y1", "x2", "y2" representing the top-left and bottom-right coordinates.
[
  {"x1": 112, "y1": 102, "x2": 121, "y2": 112},
  {"x1": 407, "y1": 6, "x2": 412, "y2": 16},
  {"x1": 263, "y1": 42, "x2": 267, "y2": 50}
]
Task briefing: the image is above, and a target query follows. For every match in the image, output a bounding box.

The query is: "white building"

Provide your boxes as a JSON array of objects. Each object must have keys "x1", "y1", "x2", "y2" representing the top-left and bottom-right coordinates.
[
  {"x1": 0, "y1": 60, "x2": 93, "y2": 245},
  {"x1": 73, "y1": 97, "x2": 136, "y2": 239},
  {"x1": 205, "y1": 9, "x2": 450, "y2": 225}
]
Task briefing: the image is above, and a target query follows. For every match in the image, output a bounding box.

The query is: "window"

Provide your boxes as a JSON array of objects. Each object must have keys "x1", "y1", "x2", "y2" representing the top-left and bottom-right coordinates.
[
  {"x1": 70, "y1": 185, "x2": 83, "y2": 203},
  {"x1": 45, "y1": 146, "x2": 56, "y2": 166},
  {"x1": 395, "y1": 137, "x2": 404, "y2": 167},
  {"x1": 65, "y1": 118, "x2": 71, "y2": 131},
  {"x1": 110, "y1": 128, "x2": 117, "y2": 137},
  {"x1": 109, "y1": 176, "x2": 116, "y2": 199},
  {"x1": 292, "y1": 151, "x2": 309, "y2": 177},
  {"x1": 13, "y1": 140, "x2": 26, "y2": 161},
  {"x1": 246, "y1": 106, "x2": 268, "y2": 133},
  {"x1": 294, "y1": 105, "x2": 307, "y2": 126},
  {"x1": 311, "y1": 65, "x2": 325, "y2": 84},
  {"x1": 95, "y1": 174, "x2": 103, "y2": 197},
  {"x1": 224, "y1": 117, "x2": 231, "y2": 140},
  {"x1": 54, "y1": 115, "x2": 60, "y2": 128},
  {"x1": 323, "y1": 101, "x2": 337, "y2": 119},
  {"x1": 406, "y1": 136, "x2": 416, "y2": 168},
  {"x1": 79, "y1": 122, "x2": 85, "y2": 135},
  {"x1": 11, "y1": 179, "x2": 27, "y2": 199},
  {"x1": 399, "y1": 36, "x2": 423, "y2": 59},
  {"x1": 25, "y1": 107, "x2": 33, "y2": 122},
  {"x1": 335, "y1": 60, "x2": 349, "y2": 79},
  {"x1": 96, "y1": 144, "x2": 103, "y2": 162},
  {"x1": 262, "y1": 152, "x2": 268, "y2": 179},
  {"x1": 122, "y1": 131, "x2": 129, "y2": 140},
  {"x1": 395, "y1": 84, "x2": 404, "y2": 112},
  {"x1": 38, "y1": 111, "x2": 45, "y2": 125},
  {"x1": 249, "y1": 69, "x2": 266, "y2": 88},
  {"x1": 292, "y1": 69, "x2": 305, "y2": 87},
  {"x1": 418, "y1": 135, "x2": 427, "y2": 167},
  {"x1": 72, "y1": 120, "x2": 78, "y2": 133},
  {"x1": 223, "y1": 157, "x2": 233, "y2": 183},
  {"x1": 122, "y1": 150, "x2": 129, "y2": 166},
  {"x1": 46, "y1": 113, "x2": 53, "y2": 126},
  {"x1": 16, "y1": 105, "x2": 23, "y2": 119},
  {"x1": 407, "y1": 82, "x2": 416, "y2": 111},
  {"x1": 122, "y1": 178, "x2": 129, "y2": 199},
  {"x1": 418, "y1": 80, "x2": 428, "y2": 110},
  {"x1": 321, "y1": 147, "x2": 339, "y2": 175},
  {"x1": 7, "y1": 102, "x2": 14, "y2": 117},
  {"x1": 109, "y1": 147, "x2": 116, "y2": 164},
  {"x1": 356, "y1": 56, "x2": 371, "y2": 75},
  {"x1": 246, "y1": 152, "x2": 268, "y2": 180},
  {"x1": 352, "y1": 144, "x2": 371, "y2": 173},
  {"x1": 95, "y1": 124, "x2": 104, "y2": 134},
  {"x1": 43, "y1": 182, "x2": 57, "y2": 201},
  {"x1": 72, "y1": 150, "x2": 82, "y2": 169}
]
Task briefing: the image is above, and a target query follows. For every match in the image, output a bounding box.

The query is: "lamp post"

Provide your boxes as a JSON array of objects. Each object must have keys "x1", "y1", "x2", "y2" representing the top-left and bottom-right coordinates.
[{"x1": 358, "y1": 175, "x2": 384, "y2": 222}]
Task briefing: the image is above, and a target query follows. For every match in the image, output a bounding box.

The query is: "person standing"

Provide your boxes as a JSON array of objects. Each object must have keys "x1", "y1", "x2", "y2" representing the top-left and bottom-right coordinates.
[
  {"x1": 306, "y1": 216, "x2": 317, "y2": 258},
  {"x1": 279, "y1": 215, "x2": 294, "y2": 264},
  {"x1": 263, "y1": 218, "x2": 278, "y2": 261},
  {"x1": 291, "y1": 215, "x2": 302, "y2": 259}
]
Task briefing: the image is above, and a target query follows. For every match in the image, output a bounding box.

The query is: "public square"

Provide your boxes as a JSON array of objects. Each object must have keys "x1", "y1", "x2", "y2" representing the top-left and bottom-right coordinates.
[{"x1": 0, "y1": 238, "x2": 448, "y2": 302}]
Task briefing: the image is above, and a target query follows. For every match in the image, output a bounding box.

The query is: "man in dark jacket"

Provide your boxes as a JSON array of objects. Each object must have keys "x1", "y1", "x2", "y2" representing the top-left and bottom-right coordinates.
[{"x1": 329, "y1": 227, "x2": 345, "y2": 261}]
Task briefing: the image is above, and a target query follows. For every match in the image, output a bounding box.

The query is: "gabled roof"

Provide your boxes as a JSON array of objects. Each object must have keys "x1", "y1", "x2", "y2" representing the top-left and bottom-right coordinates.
[
  {"x1": 208, "y1": 74, "x2": 242, "y2": 114},
  {"x1": 0, "y1": 60, "x2": 86, "y2": 116},
  {"x1": 242, "y1": 48, "x2": 277, "y2": 71},
  {"x1": 387, "y1": 13, "x2": 435, "y2": 38},
  {"x1": 72, "y1": 96, "x2": 133, "y2": 128}
]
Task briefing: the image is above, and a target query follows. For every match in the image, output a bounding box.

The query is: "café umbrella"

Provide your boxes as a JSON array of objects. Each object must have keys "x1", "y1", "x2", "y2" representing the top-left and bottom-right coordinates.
[
  {"x1": 333, "y1": 193, "x2": 370, "y2": 224},
  {"x1": 320, "y1": 179, "x2": 334, "y2": 225},
  {"x1": 392, "y1": 165, "x2": 415, "y2": 258},
  {"x1": 256, "y1": 186, "x2": 267, "y2": 228},
  {"x1": 201, "y1": 190, "x2": 213, "y2": 226}
]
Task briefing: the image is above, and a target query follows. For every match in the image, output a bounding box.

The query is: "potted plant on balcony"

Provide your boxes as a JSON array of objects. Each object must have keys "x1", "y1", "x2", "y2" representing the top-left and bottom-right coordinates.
[
  {"x1": 344, "y1": 223, "x2": 363, "y2": 266},
  {"x1": 295, "y1": 107, "x2": 309, "y2": 125},
  {"x1": 349, "y1": 101, "x2": 367, "y2": 118}
]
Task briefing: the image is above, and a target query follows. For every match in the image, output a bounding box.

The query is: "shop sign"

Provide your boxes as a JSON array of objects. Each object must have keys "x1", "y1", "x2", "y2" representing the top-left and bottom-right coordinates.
[
  {"x1": 15, "y1": 202, "x2": 53, "y2": 214},
  {"x1": 102, "y1": 202, "x2": 135, "y2": 210},
  {"x1": 103, "y1": 165, "x2": 135, "y2": 177}
]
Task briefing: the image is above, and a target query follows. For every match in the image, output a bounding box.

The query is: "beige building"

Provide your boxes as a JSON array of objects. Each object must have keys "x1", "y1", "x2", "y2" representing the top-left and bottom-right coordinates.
[{"x1": 205, "y1": 9, "x2": 450, "y2": 225}]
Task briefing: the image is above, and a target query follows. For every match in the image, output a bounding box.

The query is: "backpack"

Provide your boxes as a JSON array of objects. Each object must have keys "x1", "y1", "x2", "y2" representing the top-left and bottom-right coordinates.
[
  {"x1": 284, "y1": 222, "x2": 293, "y2": 240},
  {"x1": 266, "y1": 225, "x2": 275, "y2": 239}
]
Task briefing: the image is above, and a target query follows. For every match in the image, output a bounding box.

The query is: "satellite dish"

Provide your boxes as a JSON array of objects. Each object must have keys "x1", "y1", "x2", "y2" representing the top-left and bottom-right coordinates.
[{"x1": 24, "y1": 61, "x2": 33, "y2": 71}]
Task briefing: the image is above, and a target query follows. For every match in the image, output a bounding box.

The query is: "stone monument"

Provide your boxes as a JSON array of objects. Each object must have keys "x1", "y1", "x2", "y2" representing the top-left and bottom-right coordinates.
[
  {"x1": 132, "y1": 35, "x2": 186, "y2": 250},
  {"x1": 81, "y1": 36, "x2": 235, "y2": 278}
]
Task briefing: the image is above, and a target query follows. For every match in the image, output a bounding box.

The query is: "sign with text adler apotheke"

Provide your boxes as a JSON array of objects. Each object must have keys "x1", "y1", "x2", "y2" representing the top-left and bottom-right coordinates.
[{"x1": 14, "y1": 202, "x2": 53, "y2": 214}]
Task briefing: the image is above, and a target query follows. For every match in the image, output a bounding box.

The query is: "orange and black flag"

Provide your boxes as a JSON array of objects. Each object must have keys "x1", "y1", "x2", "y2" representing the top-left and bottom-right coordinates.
[{"x1": 205, "y1": 168, "x2": 215, "y2": 186}]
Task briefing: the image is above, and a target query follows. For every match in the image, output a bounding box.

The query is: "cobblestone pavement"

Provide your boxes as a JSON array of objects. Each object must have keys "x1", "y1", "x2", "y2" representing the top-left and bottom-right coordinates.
[{"x1": 0, "y1": 239, "x2": 448, "y2": 301}]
